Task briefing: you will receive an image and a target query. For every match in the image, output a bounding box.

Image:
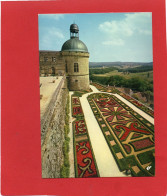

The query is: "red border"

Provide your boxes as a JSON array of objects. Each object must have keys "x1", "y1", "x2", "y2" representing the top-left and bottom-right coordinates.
[{"x1": 1, "y1": 0, "x2": 167, "y2": 195}]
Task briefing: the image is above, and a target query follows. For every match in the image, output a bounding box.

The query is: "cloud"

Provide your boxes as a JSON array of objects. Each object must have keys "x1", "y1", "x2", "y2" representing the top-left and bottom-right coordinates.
[
  {"x1": 99, "y1": 12, "x2": 152, "y2": 46},
  {"x1": 124, "y1": 12, "x2": 152, "y2": 35},
  {"x1": 99, "y1": 20, "x2": 133, "y2": 37},
  {"x1": 102, "y1": 39, "x2": 124, "y2": 46},
  {"x1": 39, "y1": 14, "x2": 64, "y2": 21}
]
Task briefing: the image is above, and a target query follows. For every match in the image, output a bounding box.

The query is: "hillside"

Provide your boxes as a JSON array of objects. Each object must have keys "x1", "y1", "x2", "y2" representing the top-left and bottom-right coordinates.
[
  {"x1": 93, "y1": 70, "x2": 153, "y2": 82},
  {"x1": 89, "y1": 62, "x2": 153, "y2": 68}
]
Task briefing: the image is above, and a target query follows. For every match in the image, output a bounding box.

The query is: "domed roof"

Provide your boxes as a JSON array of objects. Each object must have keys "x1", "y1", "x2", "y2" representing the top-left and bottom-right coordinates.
[
  {"x1": 70, "y1": 24, "x2": 79, "y2": 33},
  {"x1": 61, "y1": 37, "x2": 88, "y2": 52}
]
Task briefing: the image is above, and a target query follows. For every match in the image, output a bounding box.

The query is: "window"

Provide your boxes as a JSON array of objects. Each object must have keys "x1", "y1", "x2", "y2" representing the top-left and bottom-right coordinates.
[
  {"x1": 51, "y1": 67, "x2": 55, "y2": 75},
  {"x1": 74, "y1": 63, "x2": 79, "y2": 72},
  {"x1": 66, "y1": 63, "x2": 68, "y2": 72},
  {"x1": 52, "y1": 57, "x2": 56, "y2": 62},
  {"x1": 44, "y1": 57, "x2": 48, "y2": 62}
]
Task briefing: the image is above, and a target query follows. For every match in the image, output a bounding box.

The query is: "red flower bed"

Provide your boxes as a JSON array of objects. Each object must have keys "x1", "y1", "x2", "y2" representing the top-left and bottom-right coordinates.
[
  {"x1": 76, "y1": 141, "x2": 98, "y2": 178},
  {"x1": 132, "y1": 100, "x2": 142, "y2": 107},
  {"x1": 123, "y1": 144, "x2": 131, "y2": 154},
  {"x1": 121, "y1": 94, "x2": 132, "y2": 100},
  {"x1": 74, "y1": 120, "x2": 87, "y2": 135},
  {"x1": 73, "y1": 106, "x2": 83, "y2": 116},
  {"x1": 95, "y1": 98, "x2": 119, "y2": 111},
  {"x1": 115, "y1": 122, "x2": 150, "y2": 141},
  {"x1": 120, "y1": 92, "x2": 154, "y2": 117},
  {"x1": 94, "y1": 98, "x2": 132, "y2": 123},
  {"x1": 72, "y1": 97, "x2": 80, "y2": 105},
  {"x1": 92, "y1": 83, "x2": 107, "y2": 91},
  {"x1": 132, "y1": 133, "x2": 142, "y2": 139},
  {"x1": 131, "y1": 138, "x2": 154, "y2": 151}
]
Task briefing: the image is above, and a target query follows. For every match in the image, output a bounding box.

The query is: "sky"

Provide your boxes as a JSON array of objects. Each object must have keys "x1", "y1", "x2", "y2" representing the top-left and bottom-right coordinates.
[{"x1": 38, "y1": 13, "x2": 153, "y2": 62}]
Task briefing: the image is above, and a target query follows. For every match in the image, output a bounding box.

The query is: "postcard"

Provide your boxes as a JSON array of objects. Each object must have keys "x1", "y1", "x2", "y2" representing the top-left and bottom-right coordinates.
[{"x1": 1, "y1": 0, "x2": 167, "y2": 195}]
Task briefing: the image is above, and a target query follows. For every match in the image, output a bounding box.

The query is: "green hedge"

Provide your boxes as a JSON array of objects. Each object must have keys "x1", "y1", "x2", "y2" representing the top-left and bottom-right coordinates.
[
  {"x1": 60, "y1": 94, "x2": 70, "y2": 178},
  {"x1": 137, "y1": 150, "x2": 155, "y2": 165}
]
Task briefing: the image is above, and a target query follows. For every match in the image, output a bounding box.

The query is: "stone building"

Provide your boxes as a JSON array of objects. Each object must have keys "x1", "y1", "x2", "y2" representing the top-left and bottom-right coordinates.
[
  {"x1": 39, "y1": 50, "x2": 66, "y2": 76},
  {"x1": 39, "y1": 23, "x2": 90, "y2": 91}
]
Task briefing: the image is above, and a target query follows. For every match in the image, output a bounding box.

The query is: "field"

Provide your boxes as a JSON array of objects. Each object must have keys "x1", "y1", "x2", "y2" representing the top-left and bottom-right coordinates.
[{"x1": 93, "y1": 70, "x2": 153, "y2": 81}]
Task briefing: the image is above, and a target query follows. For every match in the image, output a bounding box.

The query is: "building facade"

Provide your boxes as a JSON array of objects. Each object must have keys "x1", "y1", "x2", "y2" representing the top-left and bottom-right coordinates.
[
  {"x1": 39, "y1": 23, "x2": 90, "y2": 91},
  {"x1": 39, "y1": 51, "x2": 66, "y2": 76}
]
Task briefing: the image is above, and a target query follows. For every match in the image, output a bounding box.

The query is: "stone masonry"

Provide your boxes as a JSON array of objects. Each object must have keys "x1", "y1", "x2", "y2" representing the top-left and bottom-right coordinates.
[{"x1": 41, "y1": 79, "x2": 68, "y2": 178}]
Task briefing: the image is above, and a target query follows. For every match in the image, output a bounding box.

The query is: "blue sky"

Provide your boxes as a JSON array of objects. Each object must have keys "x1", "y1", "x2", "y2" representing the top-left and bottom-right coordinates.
[{"x1": 38, "y1": 13, "x2": 153, "y2": 62}]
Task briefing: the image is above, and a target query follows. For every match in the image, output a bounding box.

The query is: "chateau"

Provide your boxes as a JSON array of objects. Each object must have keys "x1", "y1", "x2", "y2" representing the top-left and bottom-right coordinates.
[{"x1": 39, "y1": 23, "x2": 89, "y2": 90}]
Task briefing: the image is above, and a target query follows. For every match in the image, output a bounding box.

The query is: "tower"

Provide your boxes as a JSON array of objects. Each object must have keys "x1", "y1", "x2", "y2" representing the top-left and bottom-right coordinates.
[{"x1": 61, "y1": 24, "x2": 89, "y2": 91}]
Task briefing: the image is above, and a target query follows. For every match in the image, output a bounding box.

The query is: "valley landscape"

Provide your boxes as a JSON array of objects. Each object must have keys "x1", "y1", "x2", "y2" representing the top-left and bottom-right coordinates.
[{"x1": 89, "y1": 62, "x2": 154, "y2": 108}]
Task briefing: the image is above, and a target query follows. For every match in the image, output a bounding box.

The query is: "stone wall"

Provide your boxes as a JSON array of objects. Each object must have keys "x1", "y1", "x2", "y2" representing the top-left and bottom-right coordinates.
[
  {"x1": 68, "y1": 75, "x2": 89, "y2": 91},
  {"x1": 41, "y1": 79, "x2": 68, "y2": 178}
]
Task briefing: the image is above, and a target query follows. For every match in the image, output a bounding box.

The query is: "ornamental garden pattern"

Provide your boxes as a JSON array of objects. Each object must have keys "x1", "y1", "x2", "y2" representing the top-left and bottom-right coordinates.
[
  {"x1": 87, "y1": 93, "x2": 154, "y2": 177},
  {"x1": 70, "y1": 83, "x2": 154, "y2": 177},
  {"x1": 92, "y1": 82, "x2": 154, "y2": 117}
]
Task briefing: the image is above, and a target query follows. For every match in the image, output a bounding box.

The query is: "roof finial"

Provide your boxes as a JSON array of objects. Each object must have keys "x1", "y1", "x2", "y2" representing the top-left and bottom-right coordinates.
[{"x1": 70, "y1": 23, "x2": 79, "y2": 38}]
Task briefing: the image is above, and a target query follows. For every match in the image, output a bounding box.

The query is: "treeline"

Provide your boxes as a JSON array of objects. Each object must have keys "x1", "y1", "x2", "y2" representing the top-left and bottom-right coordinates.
[
  {"x1": 90, "y1": 74, "x2": 153, "y2": 93},
  {"x1": 119, "y1": 65, "x2": 153, "y2": 73},
  {"x1": 89, "y1": 65, "x2": 153, "y2": 75},
  {"x1": 89, "y1": 67, "x2": 118, "y2": 75},
  {"x1": 89, "y1": 62, "x2": 153, "y2": 67}
]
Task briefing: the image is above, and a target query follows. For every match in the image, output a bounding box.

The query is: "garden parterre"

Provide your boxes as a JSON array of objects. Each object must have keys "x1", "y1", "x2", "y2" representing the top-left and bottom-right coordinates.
[
  {"x1": 72, "y1": 96, "x2": 99, "y2": 177},
  {"x1": 92, "y1": 82, "x2": 154, "y2": 117},
  {"x1": 87, "y1": 93, "x2": 155, "y2": 177},
  {"x1": 118, "y1": 92, "x2": 154, "y2": 117},
  {"x1": 91, "y1": 82, "x2": 107, "y2": 92}
]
